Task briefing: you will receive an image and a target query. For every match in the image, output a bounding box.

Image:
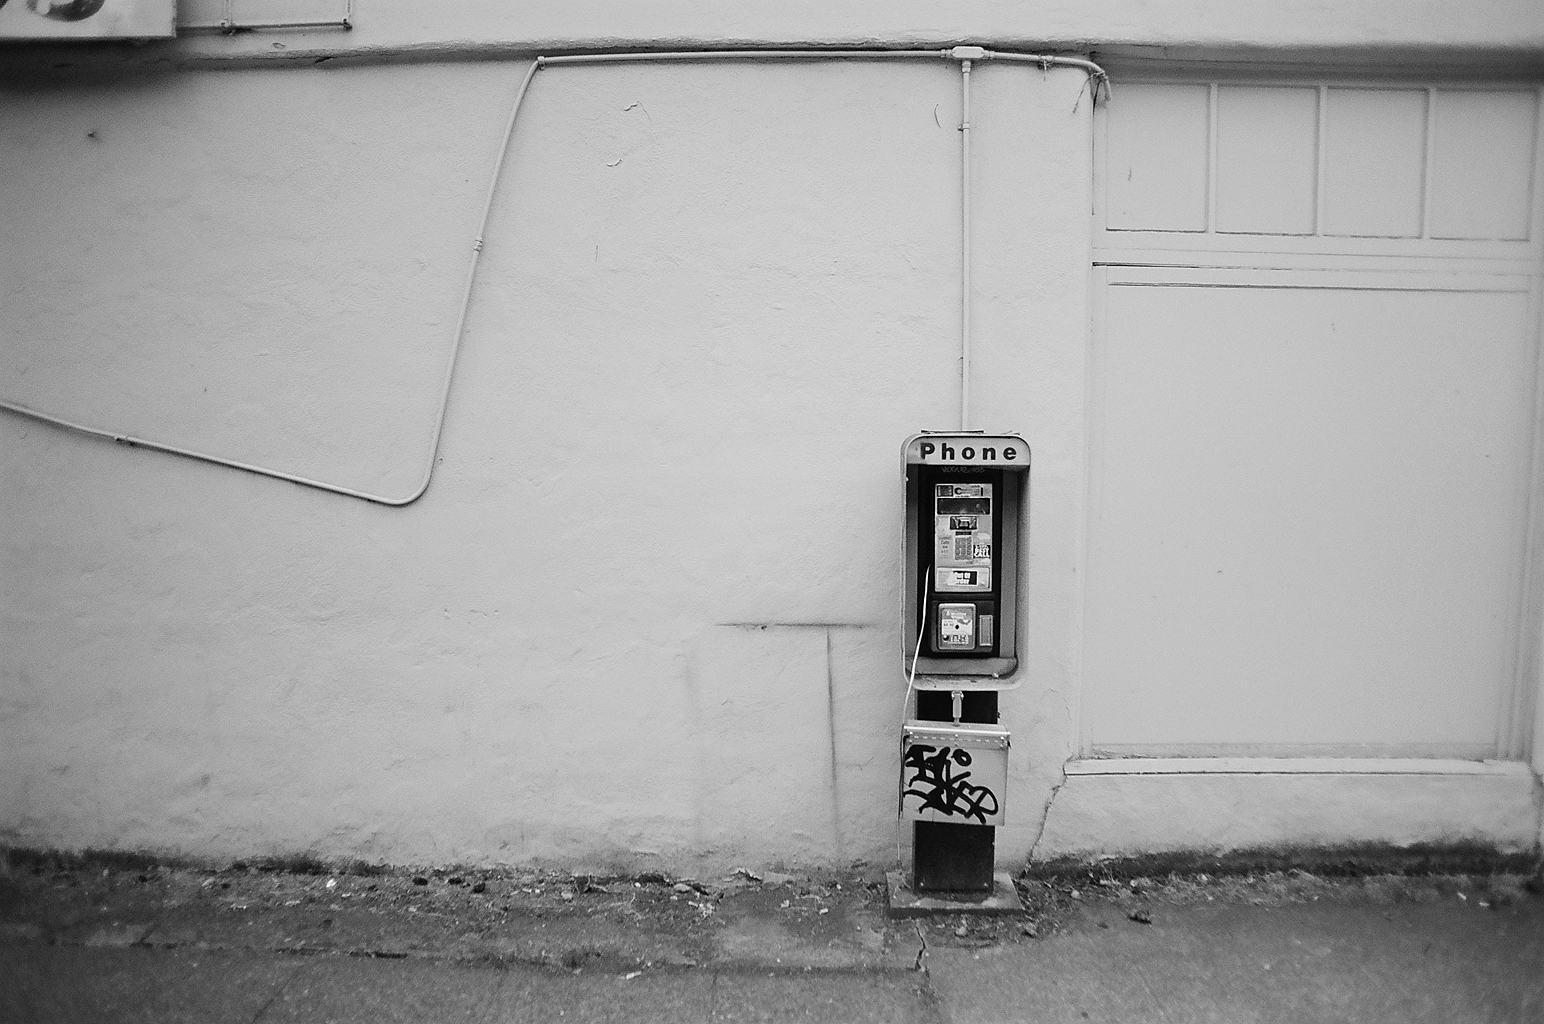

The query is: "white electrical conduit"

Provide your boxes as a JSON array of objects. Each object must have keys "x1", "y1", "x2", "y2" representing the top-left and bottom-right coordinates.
[
  {"x1": 959, "y1": 55, "x2": 974, "y2": 431},
  {"x1": 0, "y1": 47, "x2": 1106, "y2": 506}
]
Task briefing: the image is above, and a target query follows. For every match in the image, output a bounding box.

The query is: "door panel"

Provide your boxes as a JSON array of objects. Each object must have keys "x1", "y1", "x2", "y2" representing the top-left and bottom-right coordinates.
[{"x1": 1084, "y1": 278, "x2": 1536, "y2": 756}]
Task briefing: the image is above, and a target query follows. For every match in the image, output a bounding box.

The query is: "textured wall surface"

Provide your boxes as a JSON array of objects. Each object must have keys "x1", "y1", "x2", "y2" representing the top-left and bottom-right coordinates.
[
  {"x1": 36, "y1": 0, "x2": 1544, "y2": 57},
  {"x1": 0, "y1": 57, "x2": 1094, "y2": 870},
  {"x1": 4, "y1": 13, "x2": 1541, "y2": 870}
]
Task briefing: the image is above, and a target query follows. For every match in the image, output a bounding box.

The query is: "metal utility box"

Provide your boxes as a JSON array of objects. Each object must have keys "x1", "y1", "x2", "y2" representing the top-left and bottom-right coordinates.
[{"x1": 900, "y1": 720, "x2": 1008, "y2": 828}]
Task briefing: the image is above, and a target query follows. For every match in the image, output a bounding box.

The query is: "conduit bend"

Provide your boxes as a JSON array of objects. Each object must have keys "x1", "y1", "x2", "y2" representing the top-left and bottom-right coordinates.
[{"x1": 0, "y1": 47, "x2": 1106, "y2": 506}]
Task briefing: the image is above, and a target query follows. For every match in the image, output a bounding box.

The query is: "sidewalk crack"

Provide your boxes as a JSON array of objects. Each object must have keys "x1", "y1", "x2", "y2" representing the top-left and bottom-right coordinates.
[
  {"x1": 250, "y1": 962, "x2": 305, "y2": 1022},
  {"x1": 130, "y1": 902, "x2": 174, "y2": 949},
  {"x1": 910, "y1": 922, "x2": 949, "y2": 1024},
  {"x1": 132, "y1": 920, "x2": 162, "y2": 948}
]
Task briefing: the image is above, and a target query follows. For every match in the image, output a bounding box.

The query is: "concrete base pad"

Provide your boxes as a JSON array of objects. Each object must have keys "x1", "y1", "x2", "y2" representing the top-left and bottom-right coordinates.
[{"x1": 885, "y1": 870, "x2": 1025, "y2": 918}]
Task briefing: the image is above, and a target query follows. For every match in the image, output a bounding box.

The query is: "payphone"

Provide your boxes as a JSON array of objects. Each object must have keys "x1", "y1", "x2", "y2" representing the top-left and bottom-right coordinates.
[
  {"x1": 902, "y1": 433, "x2": 1028, "y2": 685},
  {"x1": 932, "y1": 481, "x2": 995, "y2": 652},
  {"x1": 899, "y1": 432, "x2": 1029, "y2": 897}
]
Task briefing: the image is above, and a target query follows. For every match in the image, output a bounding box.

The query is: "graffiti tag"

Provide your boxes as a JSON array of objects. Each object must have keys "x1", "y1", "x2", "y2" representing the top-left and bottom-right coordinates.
[{"x1": 902, "y1": 743, "x2": 999, "y2": 824}]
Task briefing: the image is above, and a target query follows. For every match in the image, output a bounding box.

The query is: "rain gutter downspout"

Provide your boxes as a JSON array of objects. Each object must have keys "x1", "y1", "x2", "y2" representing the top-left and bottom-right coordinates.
[{"x1": 955, "y1": 47, "x2": 980, "y2": 430}]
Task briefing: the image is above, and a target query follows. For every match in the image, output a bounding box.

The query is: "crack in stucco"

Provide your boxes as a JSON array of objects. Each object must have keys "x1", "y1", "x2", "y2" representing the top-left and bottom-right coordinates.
[
  {"x1": 1026, "y1": 767, "x2": 1068, "y2": 865},
  {"x1": 1528, "y1": 762, "x2": 1544, "y2": 858}
]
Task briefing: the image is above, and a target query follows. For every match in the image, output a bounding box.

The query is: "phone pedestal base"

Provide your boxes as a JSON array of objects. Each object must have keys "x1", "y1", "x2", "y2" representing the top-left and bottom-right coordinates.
[
  {"x1": 908, "y1": 689, "x2": 1001, "y2": 895},
  {"x1": 912, "y1": 820, "x2": 995, "y2": 892},
  {"x1": 885, "y1": 869, "x2": 1025, "y2": 918}
]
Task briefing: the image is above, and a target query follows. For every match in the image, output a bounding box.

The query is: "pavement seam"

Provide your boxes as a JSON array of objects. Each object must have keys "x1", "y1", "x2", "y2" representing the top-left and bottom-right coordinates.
[
  {"x1": 471, "y1": 962, "x2": 513, "y2": 1024},
  {"x1": 18, "y1": 928, "x2": 933, "y2": 979}
]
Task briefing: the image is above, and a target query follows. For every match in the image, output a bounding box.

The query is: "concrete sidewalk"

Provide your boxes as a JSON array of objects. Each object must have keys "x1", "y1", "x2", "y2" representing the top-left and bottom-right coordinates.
[{"x1": 2, "y1": 860, "x2": 1540, "y2": 1022}]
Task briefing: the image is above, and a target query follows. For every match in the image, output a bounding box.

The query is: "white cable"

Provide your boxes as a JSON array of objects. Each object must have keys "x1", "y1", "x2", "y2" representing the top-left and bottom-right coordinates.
[
  {"x1": 897, "y1": 578, "x2": 927, "y2": 865},
  {"x1": 0, "y1": 57, "x2": 543, "y2": 508},
  {"x1": 898, "y1": 565, "x2": 932, "y2": 869},
  {"x1": 0, "y1": 48, "x2": 1105, "y2": 504},
  {"x1": 903, "y1": 569, "x2": 931, "y2": 723},
  {"x1": 538, "y1": 49, "x2": 950, "y2": 66}
]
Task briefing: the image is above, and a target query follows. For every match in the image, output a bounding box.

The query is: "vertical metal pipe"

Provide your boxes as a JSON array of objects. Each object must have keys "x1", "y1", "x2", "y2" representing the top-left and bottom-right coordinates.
[{"x1": 960, "y1": 58, "x2": 973, "y2": 431}]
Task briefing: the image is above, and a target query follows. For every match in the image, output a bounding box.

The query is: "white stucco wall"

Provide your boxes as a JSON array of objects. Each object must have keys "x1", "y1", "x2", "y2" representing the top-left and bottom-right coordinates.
[
  {"x1": 24, "y1": 0, "x2": 1544, "y2": 59},
  {"x1": 0, "y1": 55, "x2": 1095, "y2": 870},
  {"x1": 367, "y1": 0, "x2": 1543, "y2": 52},
  {"x1": 4, "y1": 2, "x2": 1542, "y2": 871}
]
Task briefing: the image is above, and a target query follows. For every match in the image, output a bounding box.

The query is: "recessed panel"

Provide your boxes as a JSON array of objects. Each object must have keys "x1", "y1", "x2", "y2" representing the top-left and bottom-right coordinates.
[
  {"x1": 1104, "y1": 84, "x2": 1210, "y2": 232},
  {"x1": 1215, "y1": 86, "x2": 1319, "y2": 235},
  {"x1": 1429, "y1": 90, "x2": 1538, "y2": 241},
  {"x1": 1323, "y1": 89, "x2": 1426, "y2": 238},
  {"x1": 1086, "y1": 280, "x2": 1533, "y2": 753}
]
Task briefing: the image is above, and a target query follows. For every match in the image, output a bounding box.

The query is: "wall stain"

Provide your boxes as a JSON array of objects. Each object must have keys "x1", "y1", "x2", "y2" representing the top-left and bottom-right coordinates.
[
  {"x1": 719, "y1": 622, "x2": 873, "y2": 630},
  {"x1": 824, "y1": 627, "x2": 844, "y2": 861}
]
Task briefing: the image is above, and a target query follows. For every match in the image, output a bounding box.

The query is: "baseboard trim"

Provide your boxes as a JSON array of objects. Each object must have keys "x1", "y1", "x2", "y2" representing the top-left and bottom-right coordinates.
[
  {"x1": 1034, "y1": 758, "x2": 1542, "y2": 861},
  {"x1": 1066, "y1": 757, "x2": 1529, "y2": 777}
]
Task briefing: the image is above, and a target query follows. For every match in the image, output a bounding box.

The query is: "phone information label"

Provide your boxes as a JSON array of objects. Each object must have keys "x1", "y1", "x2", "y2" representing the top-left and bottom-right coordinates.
[{"x1": 934, "y1": 483, "x2": 992, "y2": 593}]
